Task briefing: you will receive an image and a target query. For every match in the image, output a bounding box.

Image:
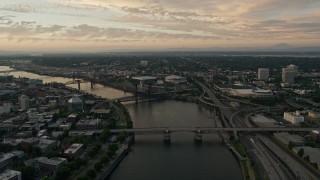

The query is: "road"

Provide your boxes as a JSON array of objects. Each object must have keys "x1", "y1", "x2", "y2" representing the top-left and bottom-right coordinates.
[
  {"x1": 252, "y1": 135, "x2": 295, "y2": 180},
  {"x1": 196, "y1": 81, "x2": 319, "y2": 180},
  {"x1": 258, "y1": 135, "x2": 319, "y2": 180}
]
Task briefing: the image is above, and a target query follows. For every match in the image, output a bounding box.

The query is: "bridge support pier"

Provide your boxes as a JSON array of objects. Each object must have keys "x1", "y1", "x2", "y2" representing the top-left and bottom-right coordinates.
[
  {"x1": 194, "y1": 133, "x2": 202, "y2": 143},
  {"x1": 233, "y1": 130, "x2": 238, "y2": 140},
  {"x1": 76, "y1": 80, "x2": 81, "y2": 90},
  {"x1": 164, "y1": 133, "x2": 171, "y2": 144}
]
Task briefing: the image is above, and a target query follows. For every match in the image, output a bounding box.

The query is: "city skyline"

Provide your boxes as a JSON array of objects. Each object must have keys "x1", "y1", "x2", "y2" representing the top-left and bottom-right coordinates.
[{"x1": 1, "y1": 0, "x2": 320, "y2": 51}]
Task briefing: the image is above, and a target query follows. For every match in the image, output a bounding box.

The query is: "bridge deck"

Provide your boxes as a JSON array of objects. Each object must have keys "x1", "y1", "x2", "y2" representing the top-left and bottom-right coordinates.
[{"x1": 91, "y1": 127, "x2": 316, "y2": 134}]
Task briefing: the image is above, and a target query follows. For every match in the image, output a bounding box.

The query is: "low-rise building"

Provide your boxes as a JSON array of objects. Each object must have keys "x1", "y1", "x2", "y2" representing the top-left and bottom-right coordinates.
[
  {"x1": 0, "y1": 123, "x2": 13, "y2": 132},
  {"x1": 274, "y1": 132, "x2": 304, "y2": 146},
  {"x1": 308, "y1": 111, "x2": 320, "y2": 119},
  {"x1": 0, "y1": 153, "x2": 15, "y2": 171},
  {"x1": 230, "y1": 88, "x2": 273, "y2": 98},
  {"x1": 283, "y1": 111, "x2": 304, "y2": 124},
  {"x1": 36, "y1": 157, "x2": 67, "y2": 175},
  {"x1": 64, "y1": 143, "x2": 84, "y2": 158},
  {"x1": 0, "y1": 102, "x2": 13, "y2": 115},
  {"x1": 75, "y1": 119, "x2": 101, "y2": 130},
  {"x1": 67, "y1": 114, "x2": 77, "y2": 123},
  {"x1": 165, "y1": 75, "x2": 187, "y2": 84},
  {"x1": 0, "y1": 151, "x2": 24, "y2": 171},
  {"x1": 0, "y1": 169, "x2": 22, "y2": 180},
  {"x1": 250, "y1": 114, "x2": 281, "y2": 127},
  {"x1": 310, "y1": 130, "x2": 320, "y2": 142},
  {"x1": 35, "y1": 139, "x2": 57, "y2": 153}
]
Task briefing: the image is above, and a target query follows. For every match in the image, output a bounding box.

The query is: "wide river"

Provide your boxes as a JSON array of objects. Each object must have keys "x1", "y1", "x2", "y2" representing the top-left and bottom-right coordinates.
[{"x1": 0, "y1": 65, "x2": 243, "y2": 180}]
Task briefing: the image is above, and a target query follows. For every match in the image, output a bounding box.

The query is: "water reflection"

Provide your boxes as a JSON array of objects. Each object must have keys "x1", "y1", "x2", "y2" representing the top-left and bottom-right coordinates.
[{"x1": 0, "y1": 66, "x2": 131, "y2": 99}]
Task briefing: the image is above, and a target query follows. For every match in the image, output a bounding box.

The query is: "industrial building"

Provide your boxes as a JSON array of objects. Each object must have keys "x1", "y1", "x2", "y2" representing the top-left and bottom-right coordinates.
[
  {"x1": 283, "y1": 111, "x2": 304, "y2": 124},
  {"x1": 274, "y1": 132, "x2": 304, "y2": 146}
]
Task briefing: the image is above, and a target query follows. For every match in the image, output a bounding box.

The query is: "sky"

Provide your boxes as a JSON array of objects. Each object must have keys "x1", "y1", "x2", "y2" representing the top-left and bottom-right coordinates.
[{"x1": 0, "y1": 0, "x2": 320, "y2": 52}]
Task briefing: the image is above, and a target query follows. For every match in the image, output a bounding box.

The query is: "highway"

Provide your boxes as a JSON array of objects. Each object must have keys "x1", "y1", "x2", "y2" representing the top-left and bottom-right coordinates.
[
  {"x1": 258, "y1": 135, "x2": 320, "y2": 180},
  {"x1": 197, "y1": 81, "x2": 318, "y2": 180}
]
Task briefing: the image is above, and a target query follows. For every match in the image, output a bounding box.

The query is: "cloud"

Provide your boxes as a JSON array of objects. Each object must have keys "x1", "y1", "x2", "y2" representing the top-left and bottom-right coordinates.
[
  {"x1": 61, "y1": 24, "x2": 220, "y2": 40},
  {"x1": 0, "y1": 4, "x2": 39, "y2": 13},
  {"x1": 0, "y1": 0, "x2": 320, "y2": 49}
]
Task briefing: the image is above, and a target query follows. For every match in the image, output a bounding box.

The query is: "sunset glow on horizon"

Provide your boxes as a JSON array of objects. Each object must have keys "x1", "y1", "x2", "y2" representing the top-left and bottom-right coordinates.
[{"x1": 1, "y1": 0, "x2": 320, "y2": 51}]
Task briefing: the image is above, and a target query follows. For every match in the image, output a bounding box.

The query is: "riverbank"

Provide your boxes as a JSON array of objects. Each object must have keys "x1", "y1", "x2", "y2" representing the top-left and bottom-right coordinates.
[
  {"x1": 12, "y1": 64, "x2": 136, "y2": 94},
  {"x1": 97, "y1": 136, "x2": 133, "y2": 180}
]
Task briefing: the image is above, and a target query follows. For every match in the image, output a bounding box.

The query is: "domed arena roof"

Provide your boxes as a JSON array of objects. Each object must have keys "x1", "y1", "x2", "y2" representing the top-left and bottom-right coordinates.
[{"x1": 68, "y1": 97, "x2": 83, "y2": 104}]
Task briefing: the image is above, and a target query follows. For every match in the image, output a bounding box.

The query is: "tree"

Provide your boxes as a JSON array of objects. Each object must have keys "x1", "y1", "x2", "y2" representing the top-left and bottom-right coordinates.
[
  {"x1": 55, "y1": 166, "x2": 71, "y2": 180},
  {"x1": 304, "y1": 155, "x2": 310, "y2": 163},
  {"x1": 0, "y1": 143, "x2": 14, "y2": 153},
  {"x1": 77, "y1": 175, "x2": 90, "y2": 180},
  {"x1": 117, "y1": 131, "x2": 126, "y2": 143},
  {"x1": 94, "y1": 162, "x2": 103, "y2": 172},
  {"x1": 311, "y1": 162, "x2": 318, "y2": 169},
  {"x1": 298, "y1": 148, "x2": 304, "y2": 158},
  {"x1": 86, "y1": 169, "x2": 97, "y2": 179},
  {"x1": 100, "y1": 155, "x2": 110, "y2": 164},
  {"x1": 100, "y1": 129, "x2": 111, "y2": 142},
  {"x1": 41, "y1": 176, "x2": 52, "y2": 180},
  {"x1": 288, "y1": 142, "x2": 294, "y2": 150}
]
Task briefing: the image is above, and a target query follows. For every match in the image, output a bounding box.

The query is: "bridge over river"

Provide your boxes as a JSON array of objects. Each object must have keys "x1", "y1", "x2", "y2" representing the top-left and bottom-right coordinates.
[
  {"x1": 89, "y1": 127, "x2": 316, "y2": 143},
  {"x1": 103, "y1": 127, "x2": 316, "y2": 134}
]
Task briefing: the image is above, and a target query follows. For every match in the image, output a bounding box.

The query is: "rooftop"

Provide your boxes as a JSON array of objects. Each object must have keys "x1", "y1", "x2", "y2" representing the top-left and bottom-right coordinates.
[
  {"x1": 64, "y1": 143, "x2": 83, "y2": 154},
  {"x1": 274, "y1": 132, "x2": 304, "y2": 143},
  {"x1": 0, "y1": 169, "x2": 21, "y2": 180},
  {"x1": 76, "y1": 119, "x2": 100, "y2": 125},
  {"x1": 165, "y1": 75, "x2": 186, "y2": 80},
  {"x1": 68, "y1": 97, "x2": 82, "y2": 104},
  {"x1": 132, "y1": 76, "x2": 156, "y2": 81},
  {"x1": 37, "y1": 157, "x2": 67, "y2": 166}
]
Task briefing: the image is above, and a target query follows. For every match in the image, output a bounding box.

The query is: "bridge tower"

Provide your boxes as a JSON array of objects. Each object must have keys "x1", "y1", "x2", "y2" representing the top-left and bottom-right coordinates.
[
  {"x1": 76, "y1": 79, "x2": 81, "y2": 90},
  {"x1": 164, "y1": 128, "x2": 171, "y2": 144},
  {"x1": 135, "y1": 83, "x2": 139, "y2": 103},
  {"x1": 194, "y1": 128, "x2": 202, "y2": 143}
]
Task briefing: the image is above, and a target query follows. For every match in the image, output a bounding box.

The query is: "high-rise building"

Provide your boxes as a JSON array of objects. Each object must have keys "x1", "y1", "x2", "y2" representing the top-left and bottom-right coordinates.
[
  {"x1": 19, "y1": 95, "x2": 29, "y2": 110},
  {"x1": 282, "y1": 64, "x2": 298, "y2": 83},
  {"x1": 257, "y1": 68, "x2": 269, "y2": 80},
  {"x1": 140, "y1": 60, "x2": 148, "y2": 67}
]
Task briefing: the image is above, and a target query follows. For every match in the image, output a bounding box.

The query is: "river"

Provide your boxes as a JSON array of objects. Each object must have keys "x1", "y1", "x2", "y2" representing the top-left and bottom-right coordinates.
[
  {"x1": 0, "y1": 65, "x2": 243, "y2": 179},
  {"x1": 109, "y1": 100, "x2": 243, "y2": 180},
  {"x1": 0, "y1": 66, "x2": 129, "y2": 99}
]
